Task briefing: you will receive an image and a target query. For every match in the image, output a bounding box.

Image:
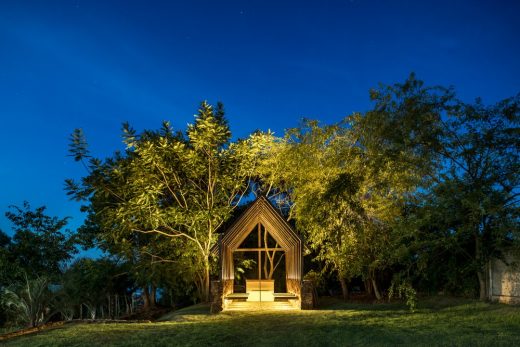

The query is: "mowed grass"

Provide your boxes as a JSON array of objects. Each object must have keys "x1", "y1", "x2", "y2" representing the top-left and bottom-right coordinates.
[{"x1": 3, "y1": 297, "x2": 520, "y2": 347}]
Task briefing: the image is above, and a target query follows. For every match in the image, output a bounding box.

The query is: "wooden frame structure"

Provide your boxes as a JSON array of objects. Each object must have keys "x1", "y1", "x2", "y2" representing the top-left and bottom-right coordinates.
[{"x1": 211, "y1": 196, "x2": 303, "y2": 310}]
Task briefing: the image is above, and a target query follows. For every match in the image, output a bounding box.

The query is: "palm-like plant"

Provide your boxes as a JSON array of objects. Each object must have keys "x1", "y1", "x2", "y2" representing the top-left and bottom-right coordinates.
[{"x1": 0, "y1": 275, "x2": 51, "y2": 327}]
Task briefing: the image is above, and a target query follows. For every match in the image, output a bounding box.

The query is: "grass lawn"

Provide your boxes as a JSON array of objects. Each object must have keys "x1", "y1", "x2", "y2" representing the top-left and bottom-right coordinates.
[{"x1": 3, "y1": 297, "x2": 520, "y2": 346}]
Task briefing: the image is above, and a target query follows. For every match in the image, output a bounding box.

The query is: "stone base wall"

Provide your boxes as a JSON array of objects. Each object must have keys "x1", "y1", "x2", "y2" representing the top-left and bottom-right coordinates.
[
  {"x1": 222, "y1": 279, "x2": 234, "y2": 310},
  {"x1": 301, "y1": 280, "x2": 316, "y2": 310},
  {"x1": 223, "y1": 279, "x2": 234, "y2": 296},
  {"x1": 210, "y1": 280, "x2": 234, "y2": 313},
  {"x1": 493, "y1": 295, "x2": 520, "y2": 304},
  {"x1": 210, "y1": 280, "x2": 223, "y2": 313}
]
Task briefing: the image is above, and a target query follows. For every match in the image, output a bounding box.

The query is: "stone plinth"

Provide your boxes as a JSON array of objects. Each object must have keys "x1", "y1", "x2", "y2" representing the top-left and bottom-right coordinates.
[
  {"x1": 210, "y1": 280, "x2": 223, "y2": 313},
  {"x1": 301, "y1": 280, "x2": 316, "y2": 310}
]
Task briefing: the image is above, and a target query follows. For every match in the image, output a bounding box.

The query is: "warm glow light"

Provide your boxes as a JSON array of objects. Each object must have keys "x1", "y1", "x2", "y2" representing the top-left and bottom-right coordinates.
[{"x1": 225, "y1": 301, "x2": 296, "y2": 311}]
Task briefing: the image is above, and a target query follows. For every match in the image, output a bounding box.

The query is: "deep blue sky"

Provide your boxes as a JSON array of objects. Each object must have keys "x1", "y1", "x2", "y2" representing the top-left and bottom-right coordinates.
[{"x1": 1, "y1": 0, "x2": 519, "y2": 250}]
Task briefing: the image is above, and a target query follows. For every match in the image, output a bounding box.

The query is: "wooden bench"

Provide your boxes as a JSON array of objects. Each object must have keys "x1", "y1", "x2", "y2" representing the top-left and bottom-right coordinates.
[
  {"x1": 225, "y1": 292, "x2": 249, "y2": 299},
  {"x1": 226, "y1": 280, "x2": 298, "y2": 303},
  {"x1": 273, "y1": 293, "x2": 298, "y2": 299}
]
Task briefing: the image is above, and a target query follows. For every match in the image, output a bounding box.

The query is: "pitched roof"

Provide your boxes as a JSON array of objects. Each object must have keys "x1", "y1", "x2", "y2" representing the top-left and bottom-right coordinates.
[
  {"x1": 211, "y1": 195, "x2": 300, "y2": 255},
  {"x1": 214, "y1": 195, "x2": 303, "y2": 282},
  {"x1": 225, "y1": 196, "x2": 299, "y2": 249}
]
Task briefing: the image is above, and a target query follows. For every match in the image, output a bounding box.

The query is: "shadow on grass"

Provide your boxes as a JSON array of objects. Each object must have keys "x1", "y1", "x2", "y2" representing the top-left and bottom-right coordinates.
[
  {"x1": 156, "y1": 303, "x2": 211, "y2": 322},
  {"x1": 320, "y1": 295, "x2": 511, "y2": 314},
  {"x1": 318, "y1": 297, "x2": 408, "y2": 312}
]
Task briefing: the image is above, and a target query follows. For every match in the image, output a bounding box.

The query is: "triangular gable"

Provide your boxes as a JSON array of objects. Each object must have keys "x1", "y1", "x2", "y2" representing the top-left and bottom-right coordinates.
[
  {"x1": 220, "y1": 196, "x2": 300, "y2": 251},
  {"x1": 214, "y1": 196, "x2": 302, "y2": 282}
]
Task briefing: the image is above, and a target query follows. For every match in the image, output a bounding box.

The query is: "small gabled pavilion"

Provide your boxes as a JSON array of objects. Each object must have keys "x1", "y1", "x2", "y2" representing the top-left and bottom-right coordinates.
[{"x1": 210, "y1": 196, "x2": 311, "y2": 312}]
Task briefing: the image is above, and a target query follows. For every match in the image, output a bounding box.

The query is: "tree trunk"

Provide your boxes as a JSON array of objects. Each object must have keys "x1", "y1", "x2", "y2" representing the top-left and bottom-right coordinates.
[
  {"x1": 477, "y1": 271, "x2": 487, "y2": 301},
  {"x1": 339, "y1": 278, "x2": 349, "y2": 300},
  {"x1": 125, "y1": 295, "x2": 130, "y2": 315},
  {"x1": 365, "y1": 279, "x2": 372, "y2": 296},
  {"x1": 107, "y1": 295, "x2": 112, "y2": 318},
  {"x1": 475, "y1": 234, "x2": 487, "y2": 300},
  {"x1": 116, "y1": 294, "x2": 119, "y2": 318},
  {"x1": 150, "y1": 284, "x2": 157, "y2": 308},
  {"x1": 202, "y1": 260, "x2": 211, "y2": 302},
  {"x1": 371, "y1": 278, "x2": 382, "y2": 300},
  {"x1": 88, "y1": 305, "x2": 96, "y2": 319},
  {"x1": 143, "y1": 286, "x2": 151, "y2": 310}
]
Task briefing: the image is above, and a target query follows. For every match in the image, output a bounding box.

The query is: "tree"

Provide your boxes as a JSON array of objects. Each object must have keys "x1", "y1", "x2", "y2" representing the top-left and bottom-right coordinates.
[
  {"x1": 67, "y1": 102, "x2": 271, "y2": 301},
  {"x1": 0, "y1": 230, "x2": 15, "y2": 287},
  {"x1": 0, "y1": 275, "x2": 52, "y2": 327},
  {"x1": 61, "y1": 258, "x2": 134, "y2": 319},
  {"x1": 363, "y1": 74, "x2": 520, "y2": 299},
  {"x1": 257, "y1": 119, "x2": 420, "y2": 300},
  {"x1": 262, "y1": 228, "x2": 284, "y2": 280},
  {"x1": 0, "y1": 230, "x2": 16, "y2": 327},
  {"x1": 5, "y1": 202, "x2": 77, "y2": 280}
]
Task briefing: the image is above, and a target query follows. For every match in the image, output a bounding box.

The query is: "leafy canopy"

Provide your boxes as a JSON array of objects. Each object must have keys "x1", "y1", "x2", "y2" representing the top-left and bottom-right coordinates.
[{"x1": 67, "y1": 101, "x2": 273, "y2": 301}]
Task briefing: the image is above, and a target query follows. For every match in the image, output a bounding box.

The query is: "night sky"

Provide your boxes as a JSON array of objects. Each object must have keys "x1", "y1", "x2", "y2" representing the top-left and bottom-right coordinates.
[{"x1": 0, "y1": 0, "x2": 519, "y2": 249}]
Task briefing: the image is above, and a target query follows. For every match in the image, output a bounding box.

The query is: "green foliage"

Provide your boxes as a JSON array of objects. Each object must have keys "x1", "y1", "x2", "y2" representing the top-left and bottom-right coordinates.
[
  {"x1": 67, "y1": 101, "x2": 271, "y2": 301},
  {"x1": 0, "y1": 275, "x2": 52, "y2": 327},
  {"x1": 258, "y1": 117, "x2": 419, "y2": 299},
  {"x1": 0, "y1": 230, "x2": 17, "y2": 288},
  {"x1": 0, "y1": 230, "x2": 9, "y2": 248},
  {"x1": 68, "y1": 128, "x2": 90, "y2": 162},
  {"x1": 256, "y1": 75, "x2": 518, "y2": 301},
  {"x1": 388, "y1": 281, "x2": 417, "y2": 312},
  {"x1": 365, "y1": 75, "x2": 520, "y2": 299},
  {"x1": 303, "y1": 270, "x2": 323, "y2": 289},
  {"x1": 234, "y1": 259, "x2": 256, "y2": 281},
  {"x1": 0, "y1": 226, "x2": 58, "y2": 327},
  {"x1": 4, "y1": 202, "x2": 77, "y2": 281},
  {"x1": 60, "y1": 258, "x2": 133, "y2": 319},
  {"x1": 61, "y1": 83, "x2": 518, "y2": 306}
]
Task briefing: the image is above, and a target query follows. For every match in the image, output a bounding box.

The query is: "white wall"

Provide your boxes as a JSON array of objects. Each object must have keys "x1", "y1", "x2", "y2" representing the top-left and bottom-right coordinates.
[{"x1": 490, "y1": 254, "x2": 520, "y2": 304}]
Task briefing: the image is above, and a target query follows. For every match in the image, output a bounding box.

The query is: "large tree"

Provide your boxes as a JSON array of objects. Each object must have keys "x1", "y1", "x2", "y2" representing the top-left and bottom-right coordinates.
[
  {"x1": 0, "y1": 210, "x2": 76, "y2": 327},
  {"x1": 257, "y1": 118, "x2": 420, "y2": 299},
  {"x1": 362, "y1": 75, "x2": 520, "y2": 299},
  {"x1": 67, "y1": 102, "x2": 271, "y2": 301}
]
